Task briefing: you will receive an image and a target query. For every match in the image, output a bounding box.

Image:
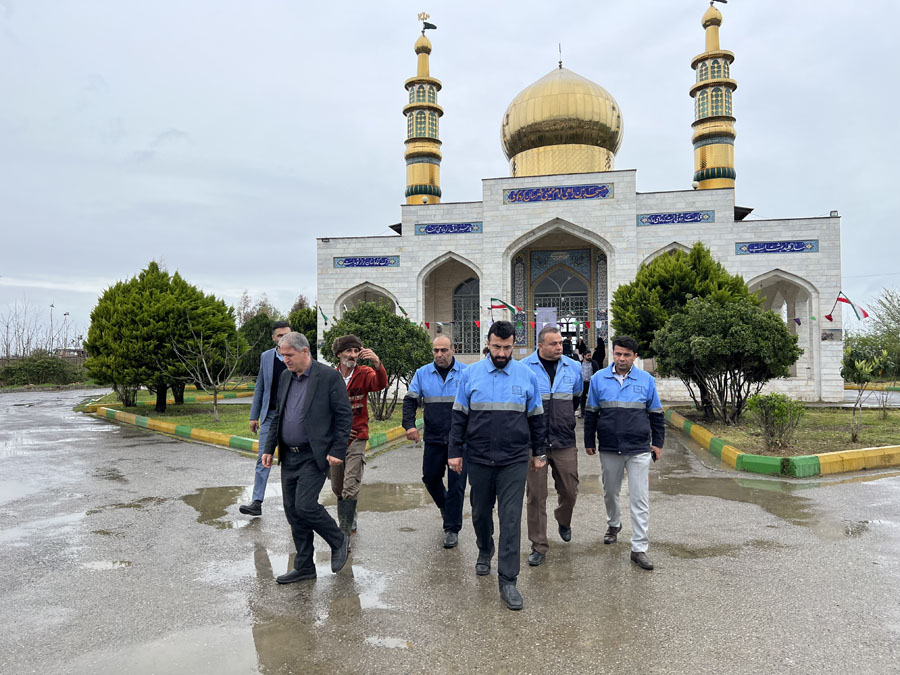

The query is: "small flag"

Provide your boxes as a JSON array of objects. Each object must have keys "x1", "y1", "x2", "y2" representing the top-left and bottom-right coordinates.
[
  {"x1": 425, "y1": 322, "x2": 430, "y2": 328},
  {"x1": 398, "y1": 305, "x2": 409, "y2": 317},
  {"x1": 793, "y1": 318, "x2": 802, "y2": 326},
  {"x1": 318, "y1": 305, "x2": 329, "y2": 325},
  {"x1": 810, "y1": 316, "x2": 817, "y2": 321},
  {"x1": 825, "y1": 314, "x2": 833, "y2": 322},
  {"x1": 437, "y1": 322, "x2": 444, "y2": 327},
  {"x1": 342, "y1": 304, "x2": 348, "y2": 312},
  {"x1": 584, "y1": 321, "x2": 590, "y2": 328},
  {"x1": 490, "y1": 298, "x2": 522, "y2": 313},
  {"x1": 530, "y1": 322, "x2": 535, "y2": 328},
  {"x1": 836, "y1": 293, "x2": 869, "y2": 320},
  {"x1": 474, "y1": 320, "x2": 480, "y2": 328}
]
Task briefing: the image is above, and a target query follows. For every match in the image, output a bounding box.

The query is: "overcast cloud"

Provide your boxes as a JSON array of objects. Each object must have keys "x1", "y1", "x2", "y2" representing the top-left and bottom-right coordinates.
[{"x1": 1, "y1": 0, "x2": 897, "y2": 337}]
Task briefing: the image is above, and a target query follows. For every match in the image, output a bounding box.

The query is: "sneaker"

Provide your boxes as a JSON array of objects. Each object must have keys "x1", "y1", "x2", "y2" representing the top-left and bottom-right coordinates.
[{"x1": 239, "y1": 500, "x2": 262, "y2": 517}]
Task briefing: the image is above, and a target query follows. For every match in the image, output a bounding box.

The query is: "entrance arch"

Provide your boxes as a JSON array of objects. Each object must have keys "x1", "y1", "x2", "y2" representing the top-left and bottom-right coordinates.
[
  {"x1": 419, "y1": 252, "x2": 482, "y2": 357},
  {"x1": 334, "y1": 282, "x2": 398, "y2": 318}
]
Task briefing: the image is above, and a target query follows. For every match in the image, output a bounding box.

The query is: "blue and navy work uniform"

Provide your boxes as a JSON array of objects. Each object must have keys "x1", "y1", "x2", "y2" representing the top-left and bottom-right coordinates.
[
  {"x1": 449, "y1": 356, "x2": 548, "y2": 588},
  {"x1": 401, "y1": 357, "x2": 468, "y2": 533},
  {"x1": 522, "y1": 351, "x2": 583, "y2": 450},
  {"x1": 583, "y1": 364, "x2": 665, "y2": 454}
]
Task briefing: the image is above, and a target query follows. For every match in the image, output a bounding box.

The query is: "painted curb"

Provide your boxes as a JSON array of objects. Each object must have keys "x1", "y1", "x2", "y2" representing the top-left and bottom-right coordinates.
[
  {"x1": 844, "y1": 383, "x2": 900, "y2": 392},
  {"x1": 664, "y1": 409, "x2": 900, "y2": 478},
  {"x1": 92, "y1": 406, "x2": 423, "y2": 457},
  {"x1": 83, "y1": 390, "x2": 254, "y2": 413}
]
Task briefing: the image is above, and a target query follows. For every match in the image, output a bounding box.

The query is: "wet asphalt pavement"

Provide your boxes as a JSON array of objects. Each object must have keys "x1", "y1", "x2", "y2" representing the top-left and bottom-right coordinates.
[{"x1": 1, "y1": 389, "x2": 899, "y2": 675}]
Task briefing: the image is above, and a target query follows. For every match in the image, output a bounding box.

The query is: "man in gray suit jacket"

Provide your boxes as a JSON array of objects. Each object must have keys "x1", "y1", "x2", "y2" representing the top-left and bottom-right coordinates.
[
  {"x1": 240, "y1": 320, "x2": 291, "y2": 517},
  {"x1": 262, "y1": 331, "x2": 351, "y2": 582}
]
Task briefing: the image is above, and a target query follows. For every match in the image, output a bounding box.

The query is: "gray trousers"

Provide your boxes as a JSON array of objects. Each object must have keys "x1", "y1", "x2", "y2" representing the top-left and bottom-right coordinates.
[{"x1": 598, "y1": 451, "x2": 652, "y2": 553}]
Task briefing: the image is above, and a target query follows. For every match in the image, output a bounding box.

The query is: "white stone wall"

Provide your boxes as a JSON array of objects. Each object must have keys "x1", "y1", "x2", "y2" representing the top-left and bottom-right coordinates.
[{"x1": 317, "y1": 168, "x2": 844, "y2": 401}]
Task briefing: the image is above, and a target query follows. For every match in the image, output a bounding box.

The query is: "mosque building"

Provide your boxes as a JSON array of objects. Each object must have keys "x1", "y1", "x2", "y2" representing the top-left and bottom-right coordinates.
[{"x1": 316, "y1": 4, "x2": 844, "y2": 402}]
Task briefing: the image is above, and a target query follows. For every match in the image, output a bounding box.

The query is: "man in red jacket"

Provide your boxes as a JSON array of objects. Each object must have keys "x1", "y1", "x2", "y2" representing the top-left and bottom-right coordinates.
[{"x1": 330, "y1": 334, "x2": 388, "y2": 546}]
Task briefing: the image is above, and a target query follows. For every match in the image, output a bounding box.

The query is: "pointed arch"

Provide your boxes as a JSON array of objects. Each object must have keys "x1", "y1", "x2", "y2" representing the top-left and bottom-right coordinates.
[
  {"x1": 502, "y1": 217, "x2": 614, "y2": 263},
  {"x1": 418, "y1": 251, "x2": 483, "y2": 354},
  {"x1": 746, "y1": 268, "x2": 819, "y2": 301},
  {"x1": 417, "y1": 250, "x2": 483, "y2": 289},
  {"x1": 640, "y1": 242, "x2": 692, "y2": 268},
  {"x1": 333, "y1": 281, "x2": 400, "y2": 319}
]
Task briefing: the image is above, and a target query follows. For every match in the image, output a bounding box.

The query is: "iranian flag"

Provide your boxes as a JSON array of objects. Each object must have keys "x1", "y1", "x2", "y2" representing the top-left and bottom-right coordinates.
[
  {"x1": 836, "y1": 292, "x2": 869, "y2": 320},
  {"x1": 490, "y1": 298, "x2": 522, "y2": 313}
]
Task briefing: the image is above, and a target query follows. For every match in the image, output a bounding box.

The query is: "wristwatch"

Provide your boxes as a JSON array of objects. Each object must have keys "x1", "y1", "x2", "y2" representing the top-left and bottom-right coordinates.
[{"x1": 536, "y1": 454, "x2": 548, "y2": 462}]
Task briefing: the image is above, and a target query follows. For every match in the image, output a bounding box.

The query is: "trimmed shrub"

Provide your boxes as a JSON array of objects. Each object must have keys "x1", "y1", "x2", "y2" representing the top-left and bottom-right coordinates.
[
  {"x1": 746, "y1": 393, "x2": 805, "y2": 450},
  {"x1": 0, "y1": 352, "x2": 86, "y2": 386}
]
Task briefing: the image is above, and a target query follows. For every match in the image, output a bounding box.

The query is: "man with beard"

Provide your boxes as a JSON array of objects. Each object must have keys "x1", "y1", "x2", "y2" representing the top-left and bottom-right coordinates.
[
  {"x1": 402, "y1": 335, "x2": 467, "y2": 548},
  {"x1": 449, "y1": 321, "x2": 548, "y2": 611},
  {"x1": 331, "y1": 334, "x2": 388, "y2": 547}
]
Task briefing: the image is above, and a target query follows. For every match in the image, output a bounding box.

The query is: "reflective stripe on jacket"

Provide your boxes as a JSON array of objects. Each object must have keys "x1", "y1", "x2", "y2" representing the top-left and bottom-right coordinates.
[
  {"x1": 522, "y1": 351, "x2": 582, "y2": 450},
  {"x1": 401, "y1": 358, "x2": 466, "y2": 444},
  {"x1": 583, "y1": 364, "x2": 665, "y2": 455}
]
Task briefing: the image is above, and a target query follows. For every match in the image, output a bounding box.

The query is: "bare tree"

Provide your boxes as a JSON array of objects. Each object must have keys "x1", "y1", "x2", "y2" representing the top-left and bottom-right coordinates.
[{"x1": 289, "y1": 293, "x2": 311, "y2": 314}]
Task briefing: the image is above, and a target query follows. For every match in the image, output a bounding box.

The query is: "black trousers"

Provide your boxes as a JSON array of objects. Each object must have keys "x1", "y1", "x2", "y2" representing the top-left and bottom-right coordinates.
[
  {"x1": 580, "y1": 381, "x2": 590, "y2": 415},
  {"x1": 280, "y1": 449, "x2": 343, "y2": 572},
  {"x1": 422, "y1": 441, "x2": 468, "y2": 533},
  {"x1": 467, "y1": 460, "x2": 529, "y2": 586}
]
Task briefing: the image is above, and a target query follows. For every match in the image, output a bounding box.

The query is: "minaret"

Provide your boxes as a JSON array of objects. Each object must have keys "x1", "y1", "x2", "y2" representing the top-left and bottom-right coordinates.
[
  {"x1": 404, "y1": 16, "x2": 443, "y2": 204},
  {"x1": 689, "y1": 2, "x2": 737, "y2": 190}
]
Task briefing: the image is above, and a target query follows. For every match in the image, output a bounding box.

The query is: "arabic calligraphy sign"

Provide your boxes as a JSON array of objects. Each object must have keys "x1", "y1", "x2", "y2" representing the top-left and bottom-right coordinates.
[
  {"x1": 503, "y1": 184, "x2": 613, "y2": 205},
  {"x1": 333, "y1": 256, "x2": 400, "y2": 268},
  {"x1": 735, "y1": 240, "x2": 819, "y2": 255},
  {"x1": 637, "y1": 210, "x2": 715, "y2": 226},
  {"x1": 414, "y1": 222, "x2": 484, "y2": 235}
]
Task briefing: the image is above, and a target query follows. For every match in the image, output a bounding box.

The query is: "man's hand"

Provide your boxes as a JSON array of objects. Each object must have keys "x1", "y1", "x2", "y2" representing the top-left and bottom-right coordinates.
[
  {"x1": 326, "y1": 455, "x2": 344, "y2": 466},
  {"x1": 250, "y1": 419, "x2": 259, "y2": 434},
  {"x1": 359, "y1": 347, "x2": 380, "y2": 368},
  {"x1": 261, "y1": 453, "x2": 273, "y2": 468},
  {"x1": 531, "y1": 457, "x2": 547, "y2": 472},
  {"x1": 405, "y1": 427, "x2": 420, "y2": 443},
  {"x1": 448, "y1": 457, "x2": 463, "y2": 474},
  {"x1": 651, "y1": 445, "x2": 662, "y2": 460},
  {"x1": 585, "y1": 447, "x2": 596, "y2": 455},
  {"x1": 349, "y1": 429, "x2": 359, "y2": 440}
]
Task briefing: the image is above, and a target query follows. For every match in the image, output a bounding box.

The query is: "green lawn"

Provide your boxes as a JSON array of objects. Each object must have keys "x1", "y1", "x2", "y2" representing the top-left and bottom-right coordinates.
[
  {"x1": 94, "y1": 381, "x2": 255, "y2": 405},
  {"x1": 118, "y1": 402, "x2": 417, "y2": 440},
  {"x1": 677, "y1": 407, "x2": 900, "y2": 456}
]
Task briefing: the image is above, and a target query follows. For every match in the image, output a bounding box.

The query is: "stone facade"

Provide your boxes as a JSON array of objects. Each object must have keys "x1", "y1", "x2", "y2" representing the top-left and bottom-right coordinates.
[{"x1": 317, "y1": 169, "x2": 844, "y2": 402}]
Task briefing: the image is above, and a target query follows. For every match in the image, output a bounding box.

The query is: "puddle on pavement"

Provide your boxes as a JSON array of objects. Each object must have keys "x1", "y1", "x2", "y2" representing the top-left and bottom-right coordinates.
[
  {"x1": 180, "y1": 486, "x2": 251, "y2": 529},
  {"x1": 0, "y1": 480, "x2": 39, "y2": 506},
  {"x1": 86, "y1": 497, "x2": 167, "y2": 516},
  {"x1": 82, "y1": 560, "x2": 132, "y2": 570},
  {"x1": 0, "y1": 511, "x2": 85, "y2": 544},
  {"x1": 91, "y1": 529, "x2": 125, "y2": 538},
  {"x1": 92, "y1": 467, "x2": 128, "y2": 483},
  {"x1": 659, "y1": 539, "x2": 785, "y2": 559},
  {"x1": 322, "y1": 482, "x2": 433, "y2": 512}
]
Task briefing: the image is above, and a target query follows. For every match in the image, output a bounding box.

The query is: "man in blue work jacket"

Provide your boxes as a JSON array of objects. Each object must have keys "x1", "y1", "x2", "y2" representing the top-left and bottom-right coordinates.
[
  {"x1": 584, "y1": 335, "x2": 665, "y2": 571},
  {"x1": 449, "y1": 321, "x2": 548, "y2": 611},
  {"x1": 523, "y1": 325, "x2": 583, "y2": 567},
  {"x1": 402, "y1": 335, "x2": 467, "y2": 549}
]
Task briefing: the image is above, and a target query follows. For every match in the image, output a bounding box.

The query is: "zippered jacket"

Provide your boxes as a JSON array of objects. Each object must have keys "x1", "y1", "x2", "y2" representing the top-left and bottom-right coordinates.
[
  {"x1": 341, "y1": 363, "x2": 388, "y2": 441},
  {"x1": 449, "y1": 357, "x2": 548, "y2": 466},
  {"x1": 583, "y1": 363, "x2": 665, "y2": 454},
  {"x1": 522, "y1": 351, "x2": 582, "y2": 450},
  {"x1": 401, "y1": 358, "x2": 466, "y2": 444}
]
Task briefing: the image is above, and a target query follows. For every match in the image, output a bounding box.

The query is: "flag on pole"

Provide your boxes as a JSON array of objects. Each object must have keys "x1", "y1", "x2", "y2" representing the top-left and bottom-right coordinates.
[
  {"x1": 398, "y1": 305, "x2": 409, "y2": 317},
  {"x1": 793, "y1": 318, "x2": 802, "y2": 326},
  {"x1": 425, "y1": 322, "x2": 430, "y2": 329},
  {"x1": 836, "y1": 292, "x2": 869, "y2": 320},
  {"x1": 318, "y1": 305, "x2": 329, "y2": 325},
  {"x1": 824, "y1": 314, "x2": 833, "y2": 322},
  {"x1": 490, "y1": 298, "x2": 523, "y2": 313},
  {"x1": 474, "y1": 320, "x2": 480, "y2": 328}
]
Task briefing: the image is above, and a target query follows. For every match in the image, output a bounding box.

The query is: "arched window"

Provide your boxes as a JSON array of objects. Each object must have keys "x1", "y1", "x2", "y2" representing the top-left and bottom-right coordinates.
[
  {"x1": 407, "y1": 114, "x2": 414, "y2": 138},
  {"x1": 533, "y1": 268, "x2": 589, "y2": 341},
  {"x1": 427, "y1": 86, "x2": 436, "y2": 103},
  {"x1": 698, "y1": 61, "x2": 709, "y2": 82},
  {"x1": 697, "y1": 90, "x2": 709, "y2": 119},
  {"x1": 710, "y1": 87, "x2": 724, "y2": 116},
  {"x1": 408, "y1": 88, "x2": 415, "y2": 103},
  {"x1": 416, "y1": 85, "x2": 426, "y2": 102},
  {"x1": 453, "y1": 278, "x2": 480, "y2": 354},
  {"x1": 711, "y1": 60, "x2": 722, "y2": 79},
  {"x1": 415, "y1": 110, "x2": 426, "y2": 136},
  {"x1": 723, "y1": 61, "x2": 730, "y2": 78},
  {"x1": 724, "y1": 89, "x2": 733, "y2": 116},
  {"x1": 427, "y1": 111, "x2": 438, "y2": 138}
]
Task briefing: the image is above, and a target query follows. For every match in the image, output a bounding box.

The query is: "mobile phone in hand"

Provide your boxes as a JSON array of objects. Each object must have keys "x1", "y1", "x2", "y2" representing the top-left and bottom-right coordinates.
[{"x1": 650, "y1": 449, "x2": 658, "y2": 462}]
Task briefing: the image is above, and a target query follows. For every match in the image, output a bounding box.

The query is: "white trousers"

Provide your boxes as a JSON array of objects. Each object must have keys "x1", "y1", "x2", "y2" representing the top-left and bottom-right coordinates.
[{"x1": 599, "y1": 452, "x2": 651, "y2": 553}]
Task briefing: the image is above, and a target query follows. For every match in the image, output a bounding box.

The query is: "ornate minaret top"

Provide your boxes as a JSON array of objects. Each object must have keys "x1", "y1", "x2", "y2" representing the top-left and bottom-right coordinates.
[
  {"x1": 689, "y1": 1, "x2": 737, "y2": 190},
  {"x1": 403, "y1": 14, "x2": 442, "y2": 205}
]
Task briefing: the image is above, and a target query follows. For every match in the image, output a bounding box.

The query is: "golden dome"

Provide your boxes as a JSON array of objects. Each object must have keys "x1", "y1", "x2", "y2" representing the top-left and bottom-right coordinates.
[
  {"x1": 501, "y1": 67, "x2": 623, "y2": 176},
  {"x1": 702, "y1": 4, "x2": 722, "y2": 27},
  {"x1": 414, "y1": 34, "x2": 432, "y2": 54}
]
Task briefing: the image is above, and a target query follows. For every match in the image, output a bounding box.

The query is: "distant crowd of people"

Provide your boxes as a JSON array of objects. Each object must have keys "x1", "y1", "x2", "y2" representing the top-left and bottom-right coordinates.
[{"x1": 238, "y1": 320, "x2": 663, "y2": 611}]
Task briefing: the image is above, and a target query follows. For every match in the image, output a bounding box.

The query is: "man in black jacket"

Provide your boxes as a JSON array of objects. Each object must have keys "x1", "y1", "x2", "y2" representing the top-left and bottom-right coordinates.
[{"x1": 262, "y1": 332, "x2": 351, "y2": 583}]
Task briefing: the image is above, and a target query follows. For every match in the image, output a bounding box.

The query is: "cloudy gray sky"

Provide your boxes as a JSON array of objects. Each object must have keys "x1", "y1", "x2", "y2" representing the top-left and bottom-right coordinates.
[{"x1": 1, "y1": 0, "x2": 898, "y2": 338}]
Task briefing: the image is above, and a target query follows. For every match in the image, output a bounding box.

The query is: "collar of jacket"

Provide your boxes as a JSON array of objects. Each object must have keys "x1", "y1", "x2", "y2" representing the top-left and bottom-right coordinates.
[
  {"x1": 603, "y1": 362, "x2": 635, "y2": 380},
  {"x1": 428, "y1": 358, "x2": 462, "y2": 375}
]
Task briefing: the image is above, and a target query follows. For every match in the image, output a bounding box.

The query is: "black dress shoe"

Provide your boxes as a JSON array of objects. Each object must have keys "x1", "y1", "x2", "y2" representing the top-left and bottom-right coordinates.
[
  {"x1": 603, "y1": 524, "x2": 621, "y2": 544},
  {"x1": 527, "y1": 549, "x2": 545, "y2": 567},
  {"x1": 331, "y1": 533, "x2": 350, "y2": 573},
  {"x1": 443, "y1": 530, "x2": 458, "y2": 549},
  {"x1": 276, "y1": 568, "x2": 316, "y2": 584},
  {"x1": 475, "y1": 549, "x2": 492, "y2": 576},
  {"x1": 558, "y1": 524, "x2": 572, "y2": 542},
  {"x1": 239, "y1": 500, "x2": 262, "y2": 517},
  {"x1": 631, "y1": 551, "x2": 654, "y2": 570},
  {"x1": 499, "y1": 584, "x2": 523, "y2": 611}
]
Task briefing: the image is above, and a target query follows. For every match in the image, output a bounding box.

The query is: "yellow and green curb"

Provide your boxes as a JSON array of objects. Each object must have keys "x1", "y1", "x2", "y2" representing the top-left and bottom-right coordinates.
[
  {"x1": 93, "y1": 406, "x2": 423, "y2": 457},
  {"x1": 83, "y1": 390, "x2": 254, "y2": 413},
  {"x1": 664, "y1": 409, "x2": 900, "y2": 478},
  {"x1": 844, "y1": 383, "x2": 900, "y2": 391}
]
